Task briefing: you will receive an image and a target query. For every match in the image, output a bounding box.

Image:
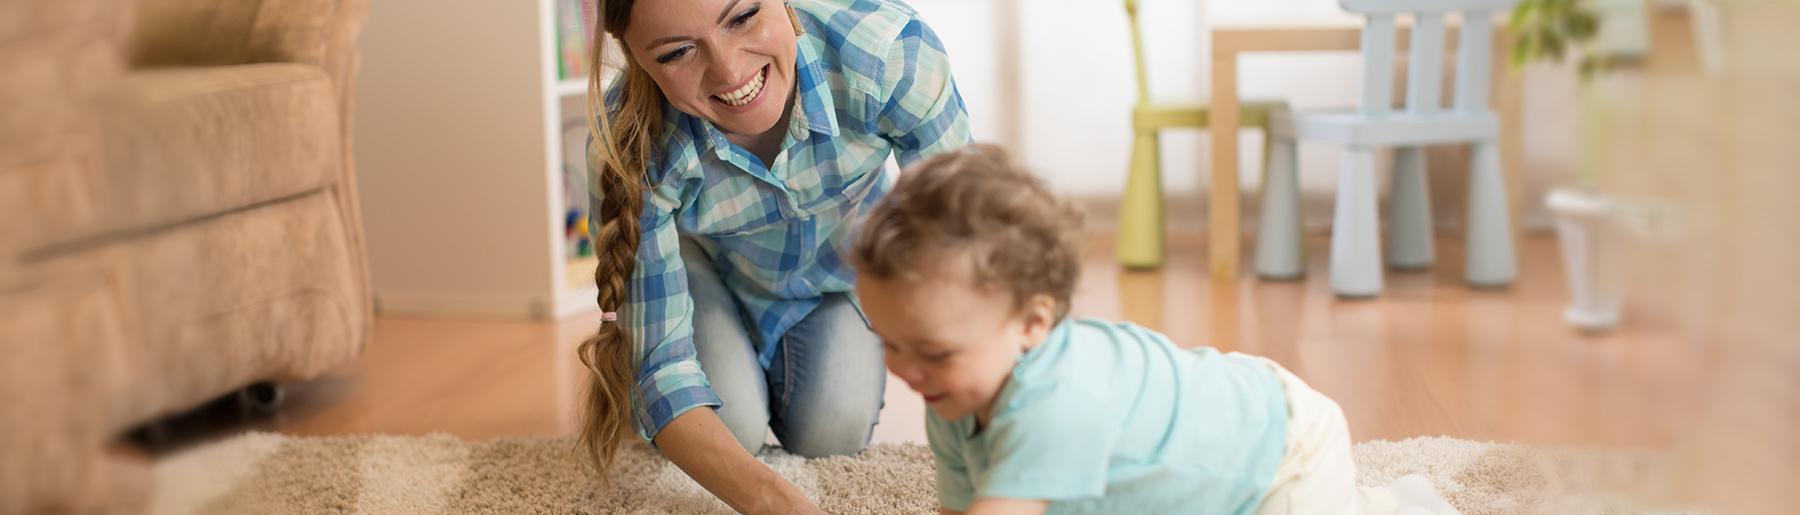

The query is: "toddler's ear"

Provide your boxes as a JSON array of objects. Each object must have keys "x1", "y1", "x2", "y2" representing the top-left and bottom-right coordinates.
[{"x1": 1018, "y1": 294, "x2": 1058, "y2": 350}]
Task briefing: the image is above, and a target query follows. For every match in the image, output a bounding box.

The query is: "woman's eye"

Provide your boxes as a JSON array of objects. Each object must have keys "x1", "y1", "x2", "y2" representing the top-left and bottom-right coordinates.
[
  {"x1": 730, "y1": 5, "x2": 761, "y2": 28},
  {"x1": 656, "y1": 46, "x2": 693, "y2": 64},
  {"x1": 925, "y1": 352, "x2": 952, "y2": 363}
]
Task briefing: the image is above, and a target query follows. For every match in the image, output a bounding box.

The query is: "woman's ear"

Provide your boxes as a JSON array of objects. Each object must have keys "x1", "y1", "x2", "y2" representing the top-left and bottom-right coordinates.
[{"x1": 786, "y1": 3, "x2": 805, "y2": 36}]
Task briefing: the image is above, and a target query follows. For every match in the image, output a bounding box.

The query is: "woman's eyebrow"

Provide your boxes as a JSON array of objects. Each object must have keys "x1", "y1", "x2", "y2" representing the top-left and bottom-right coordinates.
[
  {"x1": 649, "y1": 34, "x2": 692, "y2": 47},
  {"x1": 715, "y1": 0, "x2": 744, "y2": 25},
  {"x1": 645, "y1": 0, "x2": 747, "y2": 48}
]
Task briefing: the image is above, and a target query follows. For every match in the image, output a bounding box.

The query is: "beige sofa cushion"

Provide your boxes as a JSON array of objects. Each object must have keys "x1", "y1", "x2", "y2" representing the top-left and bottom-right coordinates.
[
  {"x1": 15, "y1": 189, "x2": 365, "y2": 427},
  {"x1": 130, "y1": 0, "x2": 336, "y2": 67},
  {"x1": 0, "y1": 261, "x2": 147, "y2": 515},
  {"x1": 1, "y1": 1, "x2": 371, "y2": 513},
  {"x1": 50, "y1": 64, "x2": 343, "y2": 247},
  {"x1": 0, "y1": 6, "x2": 126, "y2": 259},
  {"x1": 1, "y1": 188, "x2": 362, "y2": 514}
]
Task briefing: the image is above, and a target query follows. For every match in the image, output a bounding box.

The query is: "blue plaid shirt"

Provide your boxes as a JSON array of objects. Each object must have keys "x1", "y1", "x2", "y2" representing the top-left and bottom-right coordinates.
[{"x1": 592, "y1": 0, "x2": 972, "y2": 441}]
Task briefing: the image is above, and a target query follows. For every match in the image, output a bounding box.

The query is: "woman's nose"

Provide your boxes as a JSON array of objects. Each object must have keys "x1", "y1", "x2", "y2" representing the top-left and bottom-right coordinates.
[{"x1": 703, "y1": 40, "x2": 750, "y2": 86}]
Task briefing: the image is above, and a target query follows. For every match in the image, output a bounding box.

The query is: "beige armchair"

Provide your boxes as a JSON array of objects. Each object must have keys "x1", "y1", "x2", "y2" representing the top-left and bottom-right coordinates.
[{"x1": 0, "y1": 0, "x2": 373, "y2": 512}]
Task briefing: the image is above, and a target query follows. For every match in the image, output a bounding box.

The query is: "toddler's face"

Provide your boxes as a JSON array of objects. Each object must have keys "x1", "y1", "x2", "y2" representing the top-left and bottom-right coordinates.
[{"x1": 857, "y1": 261, "x2": 1055, "y2": 425}]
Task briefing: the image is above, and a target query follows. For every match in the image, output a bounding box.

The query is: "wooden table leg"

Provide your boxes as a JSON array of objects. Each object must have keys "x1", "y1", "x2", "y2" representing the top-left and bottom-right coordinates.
[{"x1": 1209, "y1": 43, "x2": 1242, "y2": 282}]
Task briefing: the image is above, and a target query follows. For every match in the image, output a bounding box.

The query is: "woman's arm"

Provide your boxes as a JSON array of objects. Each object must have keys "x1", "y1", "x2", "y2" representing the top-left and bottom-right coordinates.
[
  {"x1": 873, "y1": 18, "x2": 974, "y2": 167},
  {"x1": 655, "y1": 408, "x2": 824, "y2": 515},
  {"x1": 613, "y1": 173, "x2": 818, "y2": 514}
]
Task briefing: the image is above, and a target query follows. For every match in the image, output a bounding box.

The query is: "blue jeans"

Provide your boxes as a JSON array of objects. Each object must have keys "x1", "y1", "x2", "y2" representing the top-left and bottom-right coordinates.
[{"x1": 681, "y1": 237, "x2": 886, "y2": 458}]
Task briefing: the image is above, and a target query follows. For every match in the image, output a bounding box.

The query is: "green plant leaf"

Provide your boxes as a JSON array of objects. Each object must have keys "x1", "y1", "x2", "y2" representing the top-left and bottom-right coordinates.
[
  {"x1": 1509, "y1": 1, "x2": 1536, "y2": 29},
  {"x1": 1569, "y1": 11, "x2": 1599, "y2": 40},
  {"x1": 1578, "y1": 55, "x2": 1600, "y2": 79},
  {"x1": 1547, "y1": 33, "x2": 1567, "y2": 60},
  {"x1": 1520, "y1": 31, "x2": 1545, "y2": 64},
  {"x1": 1507, "y1": 0, "x2": 1611, "y2": 78}
]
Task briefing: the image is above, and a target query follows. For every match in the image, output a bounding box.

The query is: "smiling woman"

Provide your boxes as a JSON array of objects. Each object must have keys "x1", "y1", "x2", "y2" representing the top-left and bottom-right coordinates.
[
  {"x1": 574, "y1": 0, "x2": 972, "y2": 513},
  {"x1": 628, "y1": 0, "x2": 800, "y2": 155}
]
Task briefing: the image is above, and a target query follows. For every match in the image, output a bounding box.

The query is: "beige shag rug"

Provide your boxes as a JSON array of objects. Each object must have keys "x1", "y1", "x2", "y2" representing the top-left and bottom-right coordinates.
[{"x1": 150, "y1": 433, "x2": 1705, "y2": 514}]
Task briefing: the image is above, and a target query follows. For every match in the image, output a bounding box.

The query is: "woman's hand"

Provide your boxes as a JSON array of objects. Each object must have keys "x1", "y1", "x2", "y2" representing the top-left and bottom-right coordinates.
[{"x1": 653, "y1": 408, "x2": 822, "y2": 514}]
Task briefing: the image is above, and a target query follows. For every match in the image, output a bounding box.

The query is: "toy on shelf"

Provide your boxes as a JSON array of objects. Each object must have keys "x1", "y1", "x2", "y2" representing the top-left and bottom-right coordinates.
[{"x1": 565, "y1": 208, "x2": 594, "y2": 259}]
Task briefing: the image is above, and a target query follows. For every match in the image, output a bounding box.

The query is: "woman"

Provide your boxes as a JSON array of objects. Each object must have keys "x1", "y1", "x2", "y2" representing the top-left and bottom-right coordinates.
[{"x1": 578, "y1": 0, "x2": 971, "y2": 512}]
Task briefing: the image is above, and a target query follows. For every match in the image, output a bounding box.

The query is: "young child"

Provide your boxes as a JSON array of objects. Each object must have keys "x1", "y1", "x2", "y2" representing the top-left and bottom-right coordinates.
[{"x1": 850, "y1": 145, "x2": 1458, "y2": 515}]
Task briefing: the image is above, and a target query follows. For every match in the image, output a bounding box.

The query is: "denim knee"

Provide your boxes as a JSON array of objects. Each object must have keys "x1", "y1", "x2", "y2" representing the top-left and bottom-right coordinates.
[
  {"x1": 777, "y1": 401, "x2": 879, "y2": 458},
  {"x1": 715, "y1": 405, "x2": 770, "y2": 454}
]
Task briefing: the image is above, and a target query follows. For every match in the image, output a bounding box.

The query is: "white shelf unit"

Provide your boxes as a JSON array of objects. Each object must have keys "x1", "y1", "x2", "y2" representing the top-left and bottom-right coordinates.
[
  {"x1": 355, "y1": 0, "x2": 605, "y2": 319},
  {"x1": 555, "y1": 78, "x2": 589, "y2": 98}
]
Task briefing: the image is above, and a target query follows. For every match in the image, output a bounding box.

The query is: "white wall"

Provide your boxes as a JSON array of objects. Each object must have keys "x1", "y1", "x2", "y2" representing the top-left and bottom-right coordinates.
[
  {"x1": 908, "y1": 0, "x2": 1579, "y2": 227},
  {"x1": 902, "y1": 0, "x2": 1006, "y2": 147},
  {"x1": 354, "y1": 0, "x2": 562, "y2": 317}
]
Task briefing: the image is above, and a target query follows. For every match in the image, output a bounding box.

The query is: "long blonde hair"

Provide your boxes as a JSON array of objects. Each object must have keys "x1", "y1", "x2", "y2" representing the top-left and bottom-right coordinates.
[{"x1": 577, "y1": 0, "x2": 664, "y2": 483}]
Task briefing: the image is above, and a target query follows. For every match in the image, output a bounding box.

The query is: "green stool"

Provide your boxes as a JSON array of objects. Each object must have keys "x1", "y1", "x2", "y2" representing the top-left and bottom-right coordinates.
[{"x1": 1118, "y1": 0, "x2": 1290, "y2": 269}]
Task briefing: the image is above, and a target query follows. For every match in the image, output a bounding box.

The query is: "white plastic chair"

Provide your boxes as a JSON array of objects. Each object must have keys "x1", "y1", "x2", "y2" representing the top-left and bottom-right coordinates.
[{"x1": 1256, "y1": 0, "x2": 1519, "y2": 297}]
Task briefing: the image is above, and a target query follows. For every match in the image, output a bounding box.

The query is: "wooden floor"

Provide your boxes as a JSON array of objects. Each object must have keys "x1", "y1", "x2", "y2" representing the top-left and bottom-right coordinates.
[{"x1": 148, "y1": 232, "x2": 1727, "y2": 455}]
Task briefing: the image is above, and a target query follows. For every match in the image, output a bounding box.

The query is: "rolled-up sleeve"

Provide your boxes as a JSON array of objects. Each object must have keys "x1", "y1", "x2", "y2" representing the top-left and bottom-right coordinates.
[
  {"x1": 626, "y1": 187, "x2": 723, "y2": 441},
  {"x1": 591, "y1": 145, "x2": 722, "y2": 442},
  {"x1": 626, "y1": 179, "x2": 723, "y2": 441}
]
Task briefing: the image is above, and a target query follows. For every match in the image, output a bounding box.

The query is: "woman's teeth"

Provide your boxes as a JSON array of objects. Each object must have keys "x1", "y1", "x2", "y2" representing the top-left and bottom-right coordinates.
[{"x1": 715, "y1": 68, "x2": 765, "y2": 107}]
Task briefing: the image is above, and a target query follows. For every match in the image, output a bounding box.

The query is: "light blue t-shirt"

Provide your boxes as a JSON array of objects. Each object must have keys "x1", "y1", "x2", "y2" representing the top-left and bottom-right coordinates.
[{"x1": 926, "y1": 318, "x2": 1289, "y2": 515}]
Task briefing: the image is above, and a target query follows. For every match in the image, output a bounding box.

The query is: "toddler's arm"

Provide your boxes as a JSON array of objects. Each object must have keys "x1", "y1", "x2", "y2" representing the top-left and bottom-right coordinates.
[{"x1": 963, "y1": 498, "x2": 1048, "y2": 515}]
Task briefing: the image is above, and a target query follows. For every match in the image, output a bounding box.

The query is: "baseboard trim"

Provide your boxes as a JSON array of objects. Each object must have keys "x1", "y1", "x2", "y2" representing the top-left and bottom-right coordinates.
[
  {"x1": 1073, "y1": 193, "x2": 1554, "y2": 233},
  {"x1": 373, "y1": 288, "x2": 546, "y2": 320},
  {"x1": 554, "y1": 285, "x2": 600, "y2": 320}
]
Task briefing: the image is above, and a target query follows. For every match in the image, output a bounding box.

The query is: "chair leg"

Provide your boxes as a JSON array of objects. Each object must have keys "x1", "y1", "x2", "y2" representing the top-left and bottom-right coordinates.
[
  {"x1": 1117, "y1": 130, "x2": 1164, "y2": 269},
  {"x1": 1255, "y1": 134, "x2": 1303, "y2": 279},
  {"x1": 1465, "y1": 141, "x2": 1516, "y2": 287},
  {"x1": 1387, "y1": 146, "x2": 1435, "y2": 270},
  {"x1": 1331, "y1": 147, "x2": 1383, "y2": 297}
]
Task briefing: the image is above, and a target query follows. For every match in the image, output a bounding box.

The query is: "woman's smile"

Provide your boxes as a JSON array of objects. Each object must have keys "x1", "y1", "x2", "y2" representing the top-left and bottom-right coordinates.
[{"x1": 711, "y1": 64, "x2": 769, "y2": 112}]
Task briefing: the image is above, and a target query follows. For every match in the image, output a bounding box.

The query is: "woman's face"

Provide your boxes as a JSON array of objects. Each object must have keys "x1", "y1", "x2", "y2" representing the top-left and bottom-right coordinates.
[{"x1": 621, "y1": 0, "x2": 798, "y2": 138}]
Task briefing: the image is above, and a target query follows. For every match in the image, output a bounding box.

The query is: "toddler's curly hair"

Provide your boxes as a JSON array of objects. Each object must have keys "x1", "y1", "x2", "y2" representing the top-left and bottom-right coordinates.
[{"x1": 852, "y1": 144, "x2": 1085, "y2": 319}]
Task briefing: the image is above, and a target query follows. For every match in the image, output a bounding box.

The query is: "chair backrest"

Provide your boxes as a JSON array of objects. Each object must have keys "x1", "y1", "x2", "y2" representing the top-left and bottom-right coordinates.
[
  {"x1": 1124, "y1": 0, "x2": 1150, "y2": 102},
  {"x1": 1338, "y1": 0, "x2": 1518, "y2": 116}
]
